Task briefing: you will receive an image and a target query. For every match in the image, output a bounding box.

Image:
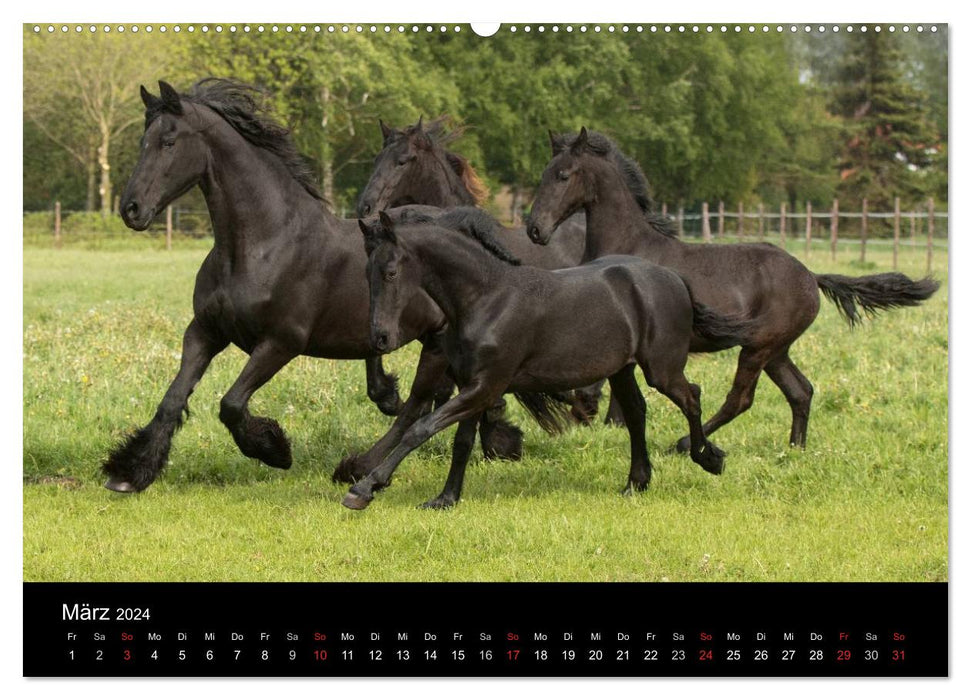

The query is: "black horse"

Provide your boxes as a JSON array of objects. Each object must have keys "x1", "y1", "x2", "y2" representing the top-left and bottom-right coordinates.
[
  {"x1": 357, "y1": 116, "x2": 611, "y2": 423},
  {"x1": 342, "y1": 208, "x2": 757, "y2": 510},
  {"x1": 527, "y1": 128, "x2": 940, "y2": 450},
  {"x1": 101, "y1": 79, "x2": 527, "y2": 492}
]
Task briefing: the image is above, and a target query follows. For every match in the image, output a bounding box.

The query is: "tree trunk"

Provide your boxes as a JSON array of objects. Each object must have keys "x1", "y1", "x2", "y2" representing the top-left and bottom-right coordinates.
[
  {"x1": 319, "y1": 86, "x2": 335, "y2": 207},
  {"x1": 85, "y1": 142, "x2": 97, "y2": 212},
  {"x1": 97, "y1": 127, "x2": 112, "y2": 219}
]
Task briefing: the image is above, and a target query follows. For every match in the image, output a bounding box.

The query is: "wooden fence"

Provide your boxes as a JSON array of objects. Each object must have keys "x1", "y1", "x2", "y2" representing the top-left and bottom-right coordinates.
[
  {"x1": 667, "y1": 197, "x2": 947, "y2": 273},
  {"x1": 35, "y1": 197, "x2": 949, "y2": 272}
]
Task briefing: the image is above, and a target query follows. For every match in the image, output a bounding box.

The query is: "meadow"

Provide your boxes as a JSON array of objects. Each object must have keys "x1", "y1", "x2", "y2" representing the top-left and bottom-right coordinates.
[{"x1": 22, "y1": 236, "x2": 948, "y2": 582}]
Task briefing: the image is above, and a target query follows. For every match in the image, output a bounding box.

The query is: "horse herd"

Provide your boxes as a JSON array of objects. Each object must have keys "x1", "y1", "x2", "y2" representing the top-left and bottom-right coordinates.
[{"x1": 102, "y1": 79, "x2": 940, "y2": 510}]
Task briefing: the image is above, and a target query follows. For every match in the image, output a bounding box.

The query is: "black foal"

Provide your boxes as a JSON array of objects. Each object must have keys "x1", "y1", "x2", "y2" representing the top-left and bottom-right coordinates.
[{"x1": 343, "y1": 210, "x2": 756, "y2": 509}]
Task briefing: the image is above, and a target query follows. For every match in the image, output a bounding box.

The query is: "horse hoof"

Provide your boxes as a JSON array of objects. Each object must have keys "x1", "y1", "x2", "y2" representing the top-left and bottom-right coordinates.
[
  {"x1": 376, "y1": 395, "x2": 403, "y2": 417},
  {"x1": 104, "y1": 479, "x2": 137, "y2": 493},
  {"x1": 673, "y1": 435, "x2": 692, "y2": 454},
  {"x1": 699, "y1": 444, "x2": 726, "y2": 475},
  {"x1": 621, "y1": 481, "x2": 649, "y2": 496},
  {"x1": 332, "y1": 454, "x2": 371, "y2": 484},
  {"x1": 341, "y1": 491, "x2": 373, "y2": 510},
  {"x1": 420, "y1": 496, "x2": 456, "y2": 510}
]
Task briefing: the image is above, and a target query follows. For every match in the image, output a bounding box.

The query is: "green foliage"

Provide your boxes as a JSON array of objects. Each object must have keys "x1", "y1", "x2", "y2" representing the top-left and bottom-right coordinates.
[
  {"x1": 23, "y1": 244, "x2": 947, "y2": 581},
  {"x1": 23, "y1": 26, "x2": 948, "y2": 217},
  {"x1": 827, "y1": 31, "x2": 942, "y2": 210}
]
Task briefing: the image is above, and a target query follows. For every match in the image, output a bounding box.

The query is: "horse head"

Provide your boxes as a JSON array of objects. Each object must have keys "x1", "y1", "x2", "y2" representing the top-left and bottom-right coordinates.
[{"x1": 120, "y1": 81, "x2": 212, "y2": 231}]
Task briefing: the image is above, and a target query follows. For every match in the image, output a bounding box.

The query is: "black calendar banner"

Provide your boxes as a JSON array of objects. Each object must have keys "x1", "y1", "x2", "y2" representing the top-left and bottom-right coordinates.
[{"x1": 24, "y1": 582, "x2": 947, "y2": 677}]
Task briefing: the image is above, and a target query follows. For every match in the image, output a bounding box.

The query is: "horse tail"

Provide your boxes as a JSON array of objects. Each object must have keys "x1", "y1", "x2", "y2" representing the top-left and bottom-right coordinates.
[
  {"x1": 815, "y1": 273, "x2": 940, "y2": 327},
  {"x1": 513, "y1": 391, "x2": 574, "y2": 435},
  {"x1": 690, "y1": 301, "x2": 756, "y2": 350}
]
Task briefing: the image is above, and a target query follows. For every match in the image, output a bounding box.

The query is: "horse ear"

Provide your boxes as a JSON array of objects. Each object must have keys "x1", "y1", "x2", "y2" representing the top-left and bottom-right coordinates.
[
  {"x1": 158, "y1": 81, "x2": 183, "y2": 115},
  {"x1": 412, "y1": 115, "x2": 431, "y2": 150},
  {"x1": 549, "y1": 129, "x2": 570, "y2": 156},
  {"x1": 571, "y1": 126, "x2": 589, "y2": 154},
  {"x1": 377, "y1": 211, "x2": 398, "y2": 244},
  {"x1": 140, "y1": 85, "x2": 160, "y2": 110},
  {"x1": 379, "y1": 119, "x2": 395, "y2": 144}
]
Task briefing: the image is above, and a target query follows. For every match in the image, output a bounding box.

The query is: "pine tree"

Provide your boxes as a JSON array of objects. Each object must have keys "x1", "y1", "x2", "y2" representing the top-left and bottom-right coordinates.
[{"x1": 829, "y1": 31, "x2": 939, "y2": 210}]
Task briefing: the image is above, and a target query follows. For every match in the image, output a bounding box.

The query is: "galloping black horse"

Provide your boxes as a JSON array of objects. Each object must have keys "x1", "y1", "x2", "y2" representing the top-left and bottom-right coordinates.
[
  {"x1": 527, "y1": 128, "x2": 940, "y2": 450},
  {"x1": 101, "y1": 79, "x2": 527, "y2": 492},
  {"x1": 343, "y1": 208, "x2": 756, "y2": 510},
  {"x1": 357, "y1": 116, "x2": 612, "y2": 423}
]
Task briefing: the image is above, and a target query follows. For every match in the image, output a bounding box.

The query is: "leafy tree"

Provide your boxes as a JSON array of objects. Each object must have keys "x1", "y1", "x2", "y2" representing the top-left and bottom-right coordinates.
[{"x1": 23, "y1": 28, "x2": 175, "y2": 215}]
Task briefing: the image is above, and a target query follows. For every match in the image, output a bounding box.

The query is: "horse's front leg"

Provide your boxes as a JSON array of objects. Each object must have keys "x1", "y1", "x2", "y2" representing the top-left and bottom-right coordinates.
[
  {"x1": 342, "y1": 380, "x2": 501, "y2": 510},
  {"x1": 333, "y1": 338, "x2": 449, "y2": 484},
  {"x1": 102, "y1": 318, "x2": 227, "y2": 492},
  {"x1": 218, "y1": 341, "x2": 297, "y2": 469},
  {"x1": 364, "y1": 356, "x2": 403, "y2": 416}
]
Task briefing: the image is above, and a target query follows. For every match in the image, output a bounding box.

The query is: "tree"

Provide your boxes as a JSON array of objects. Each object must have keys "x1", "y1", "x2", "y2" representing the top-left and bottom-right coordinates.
[
  {"x1": 24, "y1": 28, "x2": 175, "y2": 215},
  {"x1": 828, "y1": 31, "x2": 940, "y2": 210}
]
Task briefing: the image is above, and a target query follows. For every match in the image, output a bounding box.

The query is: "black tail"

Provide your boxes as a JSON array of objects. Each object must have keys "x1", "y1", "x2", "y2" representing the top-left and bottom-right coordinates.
[
  {"x1": 815, "y1": 273, "x2": 940, "y2": 327},
  {"x1": 691, "y1": 302, "x2": 757, "y2": 350},
  {"x1": 513, "y1": 391, "x2": 574, "y2": 435}
]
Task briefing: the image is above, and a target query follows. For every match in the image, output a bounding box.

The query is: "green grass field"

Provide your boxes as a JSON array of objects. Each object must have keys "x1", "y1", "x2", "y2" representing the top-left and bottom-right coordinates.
[{"x1": 22, "y1": 237, "x2": 948, "y2": 582}]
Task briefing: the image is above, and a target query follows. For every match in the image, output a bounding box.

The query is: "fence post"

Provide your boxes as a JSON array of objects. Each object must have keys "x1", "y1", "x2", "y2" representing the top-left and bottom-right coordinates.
[
  {"x1": 53, "y1": 201, "x2": 62, "y2": 249},
  {"x1": 893, "y1": 196, "x2": 900, "y2": 270},
  {"x1": 779, "y1": 202, "x2": 787, "y2": 249},
  {"x1": 702, "y1": 201, "x2": 711, "y2": 242},
  {"x1": 830, "y1": 198, "x2": 839, "y2": 261},
  {"x1": 677, "y1": 205, "x2": 684, "y2": 238},
  {"x1": 860, "y1": 198, "x2": 868, "y2": 263},
  {"x1": 805, "y1": 201, "x2": 812, "y2": 258},
  {"x1": 661, "y1": 202, "x2": 667, "y2": 218},
  {"x1": 758, "y1": 202, "x2": 765, "y2": 241},
  {"x1": 737, "y1": 202, "x2": 744, "y2": 240},
  {"x1": 166, "y1": 205, "x2": 173, "y2": 251},
  {"x1": 911, "y1": 210, "x2": 917, "y2": 251},
  {"x1": 717, "y1": 200, "x2": 725, "y2": 239},
  {"x1": 927, "y1": 198, "x2": 935, "y2": 274}
]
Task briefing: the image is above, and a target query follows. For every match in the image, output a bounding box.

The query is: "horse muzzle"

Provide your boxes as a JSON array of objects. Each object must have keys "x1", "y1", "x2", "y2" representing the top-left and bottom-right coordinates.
[{"x1": 120, "y1": 198, "x2": 155, "y2": 231}]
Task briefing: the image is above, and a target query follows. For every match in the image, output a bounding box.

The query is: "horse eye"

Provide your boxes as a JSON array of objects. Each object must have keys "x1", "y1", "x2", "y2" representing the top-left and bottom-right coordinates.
[
  {"x1": 162, "y1": 139, "x2": 176, "y2": 149},
  {"x1": 397, "y1": 154, "x2": 416, "y2": 166}
]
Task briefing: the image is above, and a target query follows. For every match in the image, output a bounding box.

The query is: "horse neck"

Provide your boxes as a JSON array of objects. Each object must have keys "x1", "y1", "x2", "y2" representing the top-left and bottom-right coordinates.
[
  {"x1": 418, "y1": 151, "x2": 476, "y2": 207},
  {"x1": 582, "y1": 164, "x2": 675, "y2": 261},
  {"x1": 407, "y1": 230, "x2": 507, "y2": 322},
  {"x1": 199, "y1": 124, "x2": 338, "y2": 257}
]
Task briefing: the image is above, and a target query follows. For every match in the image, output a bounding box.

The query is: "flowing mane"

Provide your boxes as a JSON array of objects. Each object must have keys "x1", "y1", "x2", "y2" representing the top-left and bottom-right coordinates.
[
  {"x1": 404, "y1": 116, "x2": 491, "y2": 205},
  {"x1": 398, "y1": 206, "x2": 520, "y2": 265},
  {"x1": 150, "y1": 78, "x2": 324, "y2": 202}
]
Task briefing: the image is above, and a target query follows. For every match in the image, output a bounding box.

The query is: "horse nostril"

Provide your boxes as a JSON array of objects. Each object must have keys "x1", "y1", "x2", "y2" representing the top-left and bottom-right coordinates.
[
  {"x1": 124, "y1": 201, "x2": 140, "y2": 219},
  {"x1": 361, "y1": 203, "x2": 372, "y2": 217},
  {"x1": 373, "y1": 332, "x2": 389, "y2": 352}
]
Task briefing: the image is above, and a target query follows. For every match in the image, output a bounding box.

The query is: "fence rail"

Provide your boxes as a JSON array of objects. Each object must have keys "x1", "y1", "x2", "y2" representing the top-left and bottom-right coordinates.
[{"x1": 27, "y1": 197, "x2": 949, "y2": 272}]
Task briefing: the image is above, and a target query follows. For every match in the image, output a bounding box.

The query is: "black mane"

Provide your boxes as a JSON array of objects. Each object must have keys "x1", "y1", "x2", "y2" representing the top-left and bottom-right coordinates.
[
  {"x1": 150, "y1": 78, "x2": 324, "y2": 202},
  {"x1": 555, "y1": 130, "x2": 679, "y2": 239},
  {"x1": 399, "y1": 206, "x2": 520, "y2": 265}
]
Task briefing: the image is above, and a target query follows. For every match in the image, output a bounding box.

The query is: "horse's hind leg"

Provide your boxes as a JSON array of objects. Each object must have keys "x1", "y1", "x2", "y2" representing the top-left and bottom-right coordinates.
[
  {"x1": 648, "y1": 367, "x2": 725, "y2": 475},
  {"x1": 102, "y1": 318, "x2": 227, "y2": 492},
  {"x1": 421, "y1": 416, "x2": 480, "y2": 510},
  {"x1": 764, "y1": 351, "x2": 814, "y2": 448},
  {"x1": 218, "y1": 341, "x2": 296, "y2": 469},
  {"x1": 365, "y1": 357, "x2": 403, "y2": 416},
  {"x1": 674, "y1": 346, "x2": 772, "y2": 453},
  {"x1": 479, "y1": 399, "x2": 524, "y2": 461},
  {"x1": 603, "y1": 390, "x2": 627, "y2": 427},
  {"x1": 607, "y1": 365, "x2": 652, "y2": 493}
]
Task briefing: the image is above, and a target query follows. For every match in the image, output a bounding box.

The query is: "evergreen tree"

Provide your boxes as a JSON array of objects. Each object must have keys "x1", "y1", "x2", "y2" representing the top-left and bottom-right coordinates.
[{"x1": 829, "y1": 31, "x2": 940, "y2": 210}]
